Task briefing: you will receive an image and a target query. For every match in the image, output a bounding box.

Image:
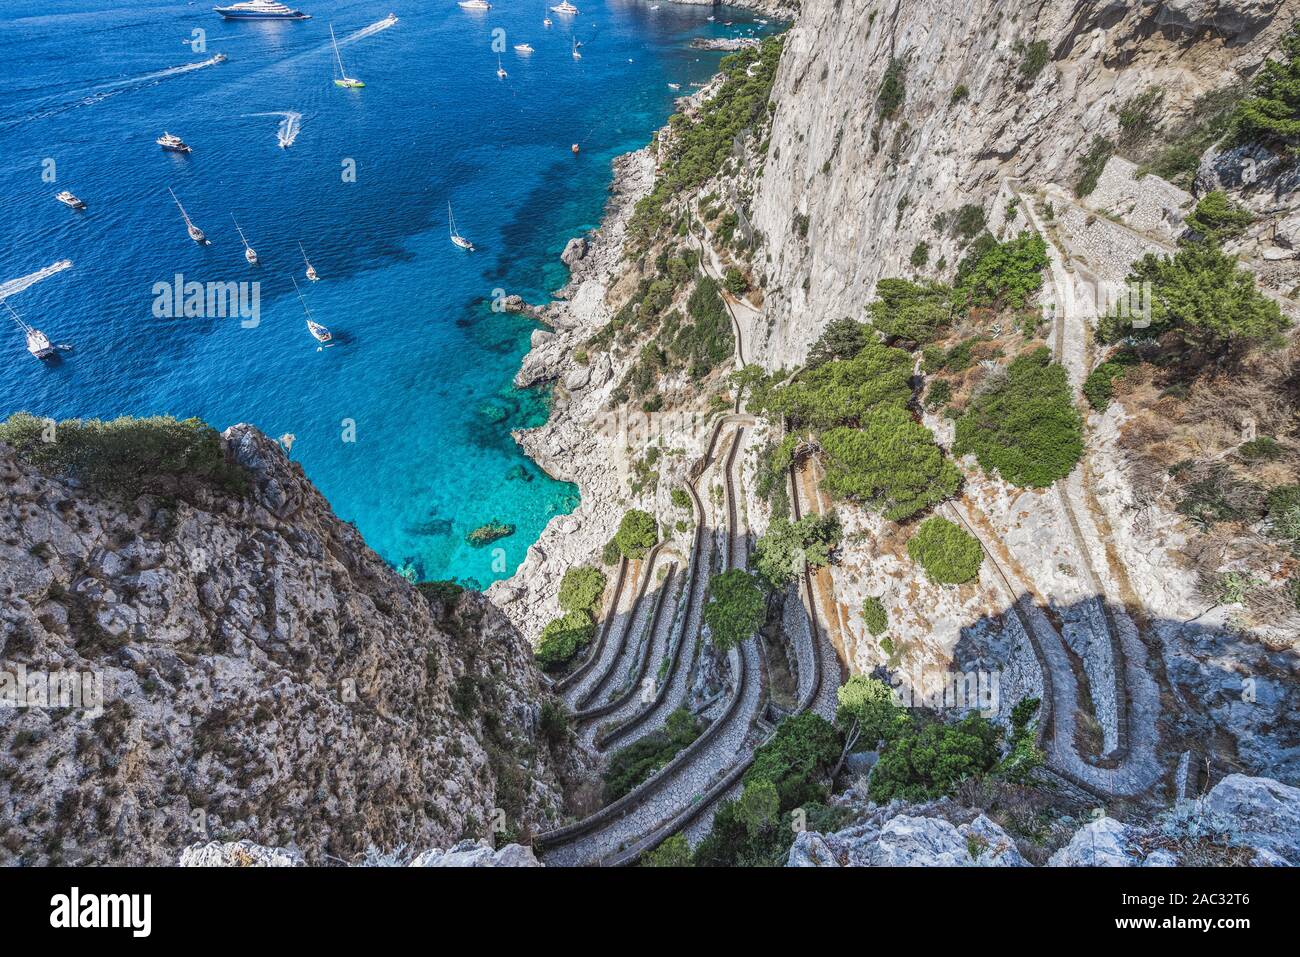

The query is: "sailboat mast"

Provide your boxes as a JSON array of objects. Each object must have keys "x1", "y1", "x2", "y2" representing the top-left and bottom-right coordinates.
[
  {"x1": 448, "y1": 202, "x2": 455, "y2": 238},
  {"x1": 169, "y1": 187, "x2": 193, "y2": 227},
  {"x1": 290, "y1": 276, "x2": 314, "y2": 318},
  {"x1": 233, "y1": 216, "x2": 250, "y2": 250},
  {"x1": 299, "y1": 241, "x2": 312, "y2": 266},
  {"x1": 330, "y1": 24, "x2": 346, "y2": 76}
]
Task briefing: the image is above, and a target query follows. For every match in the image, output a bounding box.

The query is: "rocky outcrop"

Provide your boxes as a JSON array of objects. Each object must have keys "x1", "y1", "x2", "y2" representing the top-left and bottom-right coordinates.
[
  {"x1": 787, "y1": 805, "x2": 1027, "y2": 867},
  {"x1": 0, "y1": 426, "x2": 585, "y2": 865},
  {"x1": 179, "y1": 837, "x2": 541, "y2": 867}
]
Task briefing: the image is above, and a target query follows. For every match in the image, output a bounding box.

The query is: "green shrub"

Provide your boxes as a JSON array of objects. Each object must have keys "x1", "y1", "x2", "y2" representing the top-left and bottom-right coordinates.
[
  {"x1": 534, "y1": 610, "x2": 596, "y2": 671},
  {"x1": 805, "y1": 318, "x2": 873, "y2": 367},
  {"x1": 950, "y1": 83, "x2": 969, "y2": 104},
  {"x1": 416, "y1": 580, "x2": 464, "y2": 606},
  {"x1": 1229, "y1": 23, "x2": 1300, "y2": 150},
  {"x1": 539, "y1": 700, "x2": 570, "y2": 747},
  {"x1": 671, "y1": 487, "x2": 692, "y2": 510},
  {"x1": 910, "y1": 241, "x2": 930, "y2": 268},
  {"x1": 724, "y1": 266, "x2": 748, "y2": 295},
  {"x1": 925, "y1": 379, "x2": 953, "y2": 410},
  {"x1": 1097, "y1": 243, "x2": 1290, "y2": 353},
  {"x1": 953, "y1": 232, "x2": 1049, "y2": 310},
  {"x1": 954, "y1": 347, "x2": 1083, "y2": 488},
  {"x1": 877, "y1": 58, "x2": 907, "y2": 118},
  {"x1": 1185, "y1": 190, "x2": 1255, "y2": 243},
  {"x1": 1017, "y1": 40, "x2": 1050, "y2": 84},
  {"x1": 704, "y1": 569, "x2": 766, "y2": 651},
  {"x1": 0, "y1": 413, "x2": 249, "y2": 500},
  {"x1": 558, "y1": 566, "x2": 607, "y2": 614},
  {"x1": 642, "y1": 834, "x2": 691, "y2": 867},
  {"x1": 907, "y1": 516, "x2": 983, "y2": 584},
  {"x1": 1137, "y1": 85, "x2": 1244, "y2": 188},
  {"x1": 752, "y1": 512, "x2": 841, "y2": 589},
  {"x1": 761, "y1": 343, "x2": 913, "y2": 430},
  {"x1": 996, "y1": 697, "x2": 1045, "y2": 783},
  {"x1": 836, "y1": 674, "x2": 910, "y2": 745},
  {"x1": 866, "y1": 278, "x2": 953, "y2": 345},
  {"x1": 869, "y1": 713, "x2": 1003, "y2": 803},
  {"x1": 1074, "y1": 135, "x2": 1114, "y2": 198},
  {"x1": 861, "y1": 597, "x2": 889, "y2": 637},
  {"x1": 613, "y1": 509, "x2": 658, "y2": 560},
  {"x1": 952, "y1": 204, "x2": 987, "y2": 241},
  {"x1": 743, "y1": 712, "x2": 842, "y2": 812},
  {"x1": 820, "y1": 407, "x2": 961, "y2": 520},
  {"x1": 1240, "y1": 436, "x2": 1283, "y2": 462},
  {"x1": 603, "y1": 708, "x2": 700, "y2": 801},
  {"x1": 1083, "y1": 361, "x2": 1128, "y2": 412}
]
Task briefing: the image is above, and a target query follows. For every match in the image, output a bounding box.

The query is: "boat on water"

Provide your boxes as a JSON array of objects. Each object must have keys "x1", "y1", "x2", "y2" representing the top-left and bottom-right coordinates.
[
  {"x1": 667, "y1": 82, "x2": 680, "y2": 90},
  {"x1": 571, "y1": 142, "x2": 580, "y2": 154},
  {"x1": 300, "y1": 242, "x2": 319, "y2": 281},
  {"x1": 157, "y1": 132, "x2": 191, "y2": 153},
  {"x1": 551, "y1": 1, "x2": 578, "y2": 14},
  {"x1": 449, "y1": 202, "x2": 473, "y2": 251},
  {"x1": 6, "y1": 302, "x2": 57, "y2": 361},
  {"x1": 514, "y1": 43, "x2": 534, "y2": 53},
  {"x1": 169, "y1": 187, "x2": 207, "y2": 244},
  {"x1": 291, "y1": 277, "x2": 333, "y2": 346},
  {"x1": 543, "y1": 15, "x2": 552, "y2": 26},
  {"x1": 55, "y1": 190, "x2": 85, "y2": 210},
  {"x1": 458, "y1": 0, "x2": 491, "y2": 9},
  {"x1": 233, "y1": 216, "x2": 258, "y2": 264},
  {"x1": 330, "y1": 24, "x2": 364, "y2": 88},
  {"x1": 214, "y1": 1, "x2": 310, "y2": 19},
  {"x1": 497, "y1": 55, "x2": 507, "y2": 78},
  {"x1": 572, "y1": 37, "x2": 581, "y2": 59}
]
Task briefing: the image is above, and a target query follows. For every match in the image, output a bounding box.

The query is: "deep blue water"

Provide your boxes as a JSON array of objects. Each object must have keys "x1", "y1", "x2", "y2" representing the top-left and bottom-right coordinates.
[{"x1": 0, "y1": 0, "x2": 777, "y2": 587}]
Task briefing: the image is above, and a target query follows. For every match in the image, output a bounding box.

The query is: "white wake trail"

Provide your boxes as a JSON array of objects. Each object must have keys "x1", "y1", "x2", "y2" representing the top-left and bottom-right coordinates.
[
  {"x1": 246, "y1": 110, "x2": 303, "y2": 147},
  {"x1": 337, "y1": 15, "x2": 398, "y2": 46},
  {"x1": 0, "y1": 261, "x2": 73, "y2": 301}
]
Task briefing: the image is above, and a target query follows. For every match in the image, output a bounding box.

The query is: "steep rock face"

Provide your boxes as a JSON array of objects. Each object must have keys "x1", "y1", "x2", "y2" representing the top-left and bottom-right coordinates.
[
  {"x1": 748, "y1": 0, "x2": 1290, "y2": 369},
  {"x1": 0, "y1": 426, "x2": 582, "y2": 865}
]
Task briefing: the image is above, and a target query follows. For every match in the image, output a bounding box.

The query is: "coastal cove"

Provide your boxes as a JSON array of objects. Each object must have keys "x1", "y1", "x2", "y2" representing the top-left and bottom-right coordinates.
[{"x1": 0, "y1": 0, "x2": 781, "y2": 588}]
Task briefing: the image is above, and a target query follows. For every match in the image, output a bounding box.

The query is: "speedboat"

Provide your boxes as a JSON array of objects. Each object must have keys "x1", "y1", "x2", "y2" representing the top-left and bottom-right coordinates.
[
  {"x1": 667, "y1": 82, "x2": 680, "y2": 90},
  {"x1": 212, "y1": 53, "x2": 228, "y2": 63},
  {"x1": 55, "y1": 191, "x2": 86, "y2": 210},
  {"x1": 458, "y1": 0, "x2": 491, "y2": 9},
  {"x1": 213, "y1": 1, "x2": 310, "y2": 19},
  {"x1": 157, "y1": 132, "x2": 192, "y2": 153},
  {"x1": 550, "y1": 1, "x2": 578, "y2": 14},
  {"x1": 514, "y1": 43, "x2": 534, "y2": 53}
]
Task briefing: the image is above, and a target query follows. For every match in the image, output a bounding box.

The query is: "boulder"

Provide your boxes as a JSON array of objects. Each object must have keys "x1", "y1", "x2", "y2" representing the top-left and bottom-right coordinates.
[
  {"x1": 407, "y1": 840, "x2": 542, "y2": 867},
  {"x1": 787, "y1": 831, "x2": 843, "y2": 867},
  {"x1": 1048, "y1": 817, "x2": 1139, "y2": 866},
  {"x1": 1203, "y1": 774, "x2": 1300, "y2": 864},
  {"x1": 1146, "y1": 0, "x2": 1282, "y2": 35},
  {"x1": 560, "y1": 236, "x2": 588, "y2": 267},
  {"x1": 180, "y1": 840, "x2": 305, "y2": 867}
]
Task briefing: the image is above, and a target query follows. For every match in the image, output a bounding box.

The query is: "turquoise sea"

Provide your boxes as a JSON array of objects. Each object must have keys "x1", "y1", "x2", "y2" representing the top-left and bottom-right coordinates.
[{"x1": 0, "y1": 0, "x2": 778, "y2": 587}]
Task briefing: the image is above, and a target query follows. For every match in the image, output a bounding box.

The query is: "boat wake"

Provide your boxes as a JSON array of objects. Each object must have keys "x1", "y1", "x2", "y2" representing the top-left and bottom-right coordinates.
[
  {"x1": 0, "y1": 261, "x2": 74, "y2": 301},
  {"x1": 337, "y1": 15, "x2": 398, "y2": 47},
  {"x1": 2, "y1": 56, "x2": 227, "y2": 130},
  {"x1": 246, "y1": 111, "x2": 303, "y2": 148}
]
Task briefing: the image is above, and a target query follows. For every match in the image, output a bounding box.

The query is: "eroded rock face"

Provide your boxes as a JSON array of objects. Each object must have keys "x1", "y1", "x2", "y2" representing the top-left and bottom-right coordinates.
[
  {"x1": 178, "y1": 838, "x2": 541, "y2": 867},
  {"x1": 408, "y1": 839, "x2": 542, "y2": 867},
  {"x1": 180, "y1": 840, "x2": 305, "y2": 867},
  {"x1": 1048, "y1": 817, "x2": 1140, "y2": 867},
  {"x1": 748, "y1": 0, "x2": 1290, "y2": 370},
  {"x1": 1204, "y1": 774, "x2": 1300, "y2": 864},
  {"x1": 0, "y1": 426, "x2": 584, "y2": 865},
  {"x1": 786, "y1": 806, "x2": 1027, "y2": 867}
]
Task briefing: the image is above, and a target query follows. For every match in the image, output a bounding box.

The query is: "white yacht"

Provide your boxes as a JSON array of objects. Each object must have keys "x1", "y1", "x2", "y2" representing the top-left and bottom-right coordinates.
[
  {"x1": 551, "y1": 1, "x2": 578, "y2": 14},
  {"x1": 6, "y1": 303, "x2": 56, "y2": 360},
  {"x1": 213, "y1": 1, "x2": 310, "y2": 20},
  {"x1": 55, "y1": 191, "x2": 86, "y2": 210},
  {"x1": 458, "y1": 0, "x2": 491, "y2": 9},
  {"x1": 514, "y1": 43, "x2": 534, "y2": 53},
  {"x1": 157, "y1": 132, "x2": 192, "y2": 153}
]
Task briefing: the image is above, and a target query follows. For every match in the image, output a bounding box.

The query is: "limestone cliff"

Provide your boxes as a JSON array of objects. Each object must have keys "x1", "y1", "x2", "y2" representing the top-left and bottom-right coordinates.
[
  {"x1": 749, "y1": 0, "x2": 1292, "y2": 369},
  {"x1": 0, "y1": 424, "x2": 584, "y2": 865}
]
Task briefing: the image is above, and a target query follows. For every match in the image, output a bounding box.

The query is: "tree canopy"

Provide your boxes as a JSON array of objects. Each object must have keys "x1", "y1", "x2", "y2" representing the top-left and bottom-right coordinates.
[
  {"x1": 703, "y1": 569, "x2": 766, "y2": 651},
  {"x1": 613, "y1": 509, "x2": 659, "y2": 560},
  {"x1": 866, "y1": 278, "x2": 954, "y2": 345},
  {"x1": 1230, "y1": 23, "x2": 1300, "y2": 149},
  {"x1": 762, "y1": 343, "x2": 914, "y2": 430},
  {"x1": 751, "y1": 512, "x2": 841, "y2": 589},
  {"x1": 907, "y1": 517, "x2": 984, "y2": 584}
]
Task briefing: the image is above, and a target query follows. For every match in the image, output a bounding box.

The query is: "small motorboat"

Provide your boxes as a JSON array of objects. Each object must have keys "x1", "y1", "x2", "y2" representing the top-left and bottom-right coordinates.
[
  {"x1": 157, "y1": 131, "x2": 192, "y2": 153},
  {"x1": 667, "y1": 82, "x2": 680, "y2": 90},
  {"x1": 571, "y1": 143, "x2": 580, "y2": 154},
  {"x1": 514, "y1": 43, "x2": 534, "y2": 53},
  {"x1": 55, "y1": 190, "x2": 86, "y2": 210}
]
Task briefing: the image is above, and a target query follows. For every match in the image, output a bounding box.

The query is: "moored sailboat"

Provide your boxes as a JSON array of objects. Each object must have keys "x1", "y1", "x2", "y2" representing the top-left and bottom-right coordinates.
[
  {"x1": 291, "y1": 276, "x2": 333, "y2": 346},
  {"x1": 449, "y1": 202, "x2": 474, "y2": 251},
  {"x1": 6, "y1": 301, "x2": 57, "y2": 360},
  {"x1": 233, "y1": 216, "x2": 258, "y2": 264},
  {"x1": 300, "y1": 241, "x2": 319, "y2": 281},
  {"x1": 169, "y1": 187, "x2": 207, "y2": 244}
]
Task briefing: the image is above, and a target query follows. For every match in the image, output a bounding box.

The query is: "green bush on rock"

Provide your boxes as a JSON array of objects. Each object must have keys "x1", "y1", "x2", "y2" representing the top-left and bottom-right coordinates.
[
  {"x1": 558, "y1": 566, "x2": 607, "y2": 615},
  {"x1": 534, "y1": 610, "x2": 596, "y2": 672},
  {"x1": 613, "y1": 509, "x2": 659, "y2": 560},
  {"x1": 907, "y1": 517, "x2": 983, "y2": 584},
  {"x1": 703, "y1": 569, "x2": 766, "y2": 651}
]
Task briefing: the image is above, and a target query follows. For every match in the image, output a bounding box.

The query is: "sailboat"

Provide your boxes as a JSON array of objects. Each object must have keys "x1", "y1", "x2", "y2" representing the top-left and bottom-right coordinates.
[
  {"x1": 6, "y1": 301, "x2": 57, "y2": 360},
  {"x1": 449, "y1": 202, "x2": 474, "y2": 251},
  {"x1": 496, "y1": 54, "x2": 507, "y2": 78},
  {"x1": 572, "y1": 37, "x2": 581, "y2": 59},
  {"x1": 168, "y1": 187, "x2": 207, "y2": 244},
  {"x1": 233, "y1": 216, "x2": 258, "y2": 264},
  {"x1": 300, "y1": 241, "x2": 319, "y2": 281},
  {"x1": 291, "y1": 276, "x2": 333, "y2": 347},
  {"x1": 330, "y1": 24, "x2": 364, "y2": 88}
]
